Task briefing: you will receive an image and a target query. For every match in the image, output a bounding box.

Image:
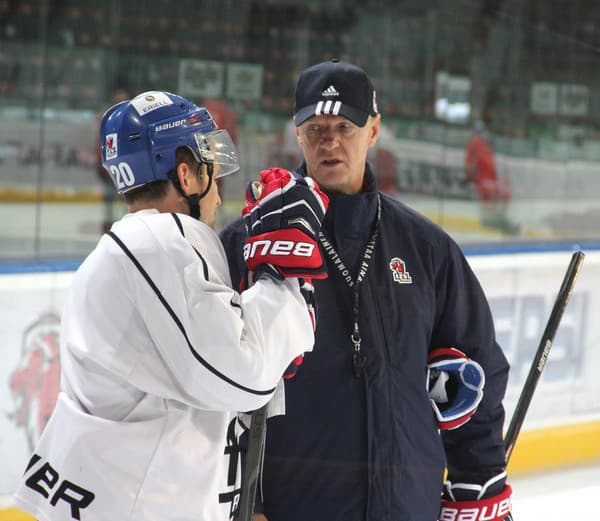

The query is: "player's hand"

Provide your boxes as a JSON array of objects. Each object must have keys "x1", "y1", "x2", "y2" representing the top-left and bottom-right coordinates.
[
  {"x1": 242, "y1": 168, "x2": 329, "y2": 280},
  {"x1": 440, "y1": 471, "x2": 513, "y2": 521},
  {"x1": 427, "y1": 347, "x2": 485, "y2": 430},
  {"x1": 253, "y1": 514, "x2": 268, "y2": 521}
]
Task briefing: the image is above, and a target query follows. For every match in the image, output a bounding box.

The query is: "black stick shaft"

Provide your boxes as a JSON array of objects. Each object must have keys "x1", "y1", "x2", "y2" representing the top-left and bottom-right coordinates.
[
  {"x1": 504, "y1": 250, "x2": 585, "y2": 463},
  {"x1": 239, "y1": 404, "x2": 268, "y2": 521}
]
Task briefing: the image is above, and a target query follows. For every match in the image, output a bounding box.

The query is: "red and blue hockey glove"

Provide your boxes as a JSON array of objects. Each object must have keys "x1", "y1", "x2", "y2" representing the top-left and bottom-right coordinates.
[
  {"x1": 439, "y1": 471, "x2": 513, "y2": 521},
  {"x1": 427, "y1": 347, "x2": 485, "y2": 430},
  {"x1": 243, "y1": 167, "x2": 329, "y2": 238},
  {"x1": 242, "y1": 167, "x2": 329, "y2": 280}
]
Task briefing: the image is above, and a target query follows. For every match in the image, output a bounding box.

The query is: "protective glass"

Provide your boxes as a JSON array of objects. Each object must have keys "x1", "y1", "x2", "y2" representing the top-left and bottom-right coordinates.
[{"x1": 194, "y1": 129, "x2": 240, "y2": 178}]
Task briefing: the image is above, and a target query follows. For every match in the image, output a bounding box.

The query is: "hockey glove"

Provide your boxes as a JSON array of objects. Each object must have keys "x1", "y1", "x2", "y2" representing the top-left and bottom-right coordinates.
[
  {"x1": 427, "y1": 347, "x2": 485, "y2": 430},
  {"x1": 440, "y1": 471, "x2": 513, "y2": 521},
  {"x1": 283, "y1": 355, "x2": 304, "y2": 380},
  {"x1": 242, "y1": 167, "x2": 329, "y2": 280}
]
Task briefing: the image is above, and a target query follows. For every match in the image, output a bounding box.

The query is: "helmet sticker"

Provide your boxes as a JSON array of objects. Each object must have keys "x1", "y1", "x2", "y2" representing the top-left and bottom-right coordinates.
[
  {"x1": 105, "y1": 133, "x2": 118, "y2": 160},
  {"x1": 131, "y1": 91, "x2": 174, "y2": 116}
]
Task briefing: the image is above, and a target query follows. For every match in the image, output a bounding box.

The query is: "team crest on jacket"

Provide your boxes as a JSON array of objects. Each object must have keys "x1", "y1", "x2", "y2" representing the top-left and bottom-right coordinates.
[{"x1": 389, "y1": 257, "x2": 412, "y2": 284}]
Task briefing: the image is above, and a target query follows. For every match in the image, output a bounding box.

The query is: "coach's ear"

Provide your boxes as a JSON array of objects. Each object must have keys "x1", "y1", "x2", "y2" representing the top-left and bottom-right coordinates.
[
  {"x1": 295, "y1": 126, "x2": 302, "y2": 146},
  {"x1": 367, "y1": 113, "x2": 381, "y2": 148}
]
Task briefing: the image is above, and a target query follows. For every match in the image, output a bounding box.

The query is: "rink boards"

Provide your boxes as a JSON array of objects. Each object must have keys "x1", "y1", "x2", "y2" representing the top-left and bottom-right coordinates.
[
  {"x1": 1, "y1": 247, "x2": 599, "y2": 517},
  {"x1": 466, "y1": 247, "x2": 600, "y2": 474}
]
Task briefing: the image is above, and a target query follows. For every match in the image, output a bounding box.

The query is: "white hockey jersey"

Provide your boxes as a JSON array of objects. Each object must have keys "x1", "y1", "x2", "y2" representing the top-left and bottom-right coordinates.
[{"x1": 14, "y1": 209, "x2": 314, "y2": 521}]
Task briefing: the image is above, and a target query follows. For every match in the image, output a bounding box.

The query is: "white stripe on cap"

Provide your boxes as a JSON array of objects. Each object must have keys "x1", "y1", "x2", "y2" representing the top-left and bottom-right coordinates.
[{"x1": 314, "y1": 100, "x2": 343, "y2": 117}]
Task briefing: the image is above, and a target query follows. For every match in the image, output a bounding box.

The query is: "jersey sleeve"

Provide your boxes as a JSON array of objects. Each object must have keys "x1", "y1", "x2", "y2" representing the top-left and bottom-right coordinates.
[{"x1": 64, "y1": 213, "x2": 314, "y2": 415}]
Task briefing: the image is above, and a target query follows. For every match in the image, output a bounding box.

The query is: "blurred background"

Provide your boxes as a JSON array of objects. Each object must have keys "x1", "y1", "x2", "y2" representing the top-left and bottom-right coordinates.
[
  {"x1": 1, "y1": 0, "x2": 600, "y2": 516},
  {"x1": 1, "y1": 0, "x2": 599, "y2": 259}
]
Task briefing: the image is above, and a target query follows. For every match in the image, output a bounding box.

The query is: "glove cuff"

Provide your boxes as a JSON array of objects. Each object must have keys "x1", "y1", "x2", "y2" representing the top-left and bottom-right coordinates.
[
  {"x1": 244, "y1": 229, "x2": 326, "y2": 279},
  {"x1": 427, "y1": 347, "x2": 485, "y2": 430},
  {"x1": 440, "y1": 483, "x2": 512, "y2": 521},
  {"x1": 283, "y1": 355, "x2": 304, "y2": 380}
]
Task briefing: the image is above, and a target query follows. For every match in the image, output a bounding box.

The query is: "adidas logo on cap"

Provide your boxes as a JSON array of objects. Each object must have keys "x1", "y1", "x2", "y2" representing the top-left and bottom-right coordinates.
[
  {"x1": 321, "y1": 85, "x2": 339, "y2": 97},
  {"x1": 294, "y1": 60, "x2": 377, "y2": 127}
]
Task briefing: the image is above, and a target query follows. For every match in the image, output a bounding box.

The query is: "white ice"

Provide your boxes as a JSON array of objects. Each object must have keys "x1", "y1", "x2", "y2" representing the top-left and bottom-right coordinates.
[{"x1": 511, "y1": 463, "x2": 600, "y2": 520}]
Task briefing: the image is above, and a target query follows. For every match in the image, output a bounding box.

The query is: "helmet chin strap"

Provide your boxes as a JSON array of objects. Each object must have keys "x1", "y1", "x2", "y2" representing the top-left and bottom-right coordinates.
[
  {"x1": 186, "y1": 193, "x2": 201, "y2": 219},
  {"x1": 171, "y1": 162, "x2": 214, "y2": 219}
]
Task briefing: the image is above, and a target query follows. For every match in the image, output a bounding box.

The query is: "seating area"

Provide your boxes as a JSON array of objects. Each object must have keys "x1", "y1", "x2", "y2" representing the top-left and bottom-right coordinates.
[{"x1": 0, "y1": 1, "x2": 599, "y2": 144}]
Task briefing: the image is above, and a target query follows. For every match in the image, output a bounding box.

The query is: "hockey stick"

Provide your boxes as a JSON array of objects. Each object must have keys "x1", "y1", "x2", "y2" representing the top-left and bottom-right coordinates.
[
  {"x1": 238, "y1": 403, "x2": 268, "y2": 521},
  {"x1": 504, "y1": 250, "x2": 585, "y2": 462}
]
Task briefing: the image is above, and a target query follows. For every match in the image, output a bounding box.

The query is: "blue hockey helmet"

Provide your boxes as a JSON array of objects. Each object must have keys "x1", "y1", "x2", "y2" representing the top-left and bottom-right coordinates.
[{"x1": 99, "y1": 90, "x2": 239, "y2": 194}]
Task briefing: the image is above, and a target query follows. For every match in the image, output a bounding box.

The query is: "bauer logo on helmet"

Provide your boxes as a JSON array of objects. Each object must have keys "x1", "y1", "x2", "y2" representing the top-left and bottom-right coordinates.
[{"x1": 155, "y1": 119, "x2": 186, "y2": 133}]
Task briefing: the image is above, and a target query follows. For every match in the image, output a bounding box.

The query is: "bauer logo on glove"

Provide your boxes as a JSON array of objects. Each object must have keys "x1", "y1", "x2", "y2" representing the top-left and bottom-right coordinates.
[
  {"x1": 440, "y1": 471, "x2": 513, "y2": 521},
  {"x1": 427, "y1": 347, "x2": 485, "y2": 430}
]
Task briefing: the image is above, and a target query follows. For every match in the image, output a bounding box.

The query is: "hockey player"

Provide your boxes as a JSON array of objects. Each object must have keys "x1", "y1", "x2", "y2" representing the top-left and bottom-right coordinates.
[
  {"x1": 13, "y1": 91, "x2": 329, "y2": 521},
  {"x1": 220, "y1": 61, "x2": 514, "y2": 521}
]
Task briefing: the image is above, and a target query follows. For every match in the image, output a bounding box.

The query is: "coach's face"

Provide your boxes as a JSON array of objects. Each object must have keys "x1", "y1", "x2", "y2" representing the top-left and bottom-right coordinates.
[{"x1": 296, "y1": 114, "x2": 380, "y2": 195}]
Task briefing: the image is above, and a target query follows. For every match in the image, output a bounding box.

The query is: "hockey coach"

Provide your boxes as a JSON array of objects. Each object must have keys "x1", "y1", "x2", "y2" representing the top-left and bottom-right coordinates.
[{"x1": 220, "y1": 60, "x2": 514, "y2": 521}]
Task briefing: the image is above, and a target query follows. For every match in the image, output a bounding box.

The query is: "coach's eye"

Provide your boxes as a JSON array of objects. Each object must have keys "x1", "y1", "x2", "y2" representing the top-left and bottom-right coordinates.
[{"x1": 338, "y1": 123, "x2": 357, "y2": 137}]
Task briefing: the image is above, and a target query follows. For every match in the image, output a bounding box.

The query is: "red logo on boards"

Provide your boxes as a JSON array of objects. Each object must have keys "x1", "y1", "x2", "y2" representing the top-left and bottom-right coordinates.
[{"x1": 9, "y1": 312, "x2": 61, "y2": 450}]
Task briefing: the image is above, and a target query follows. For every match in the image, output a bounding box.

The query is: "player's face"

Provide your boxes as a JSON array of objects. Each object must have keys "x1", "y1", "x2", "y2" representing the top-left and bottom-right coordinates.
[
  {"x1": 296, "y1": 114, "x2": 380, "y2": 195},
  {"x1": 198, "y1": 164, "x2": 221, "y2": 228}
]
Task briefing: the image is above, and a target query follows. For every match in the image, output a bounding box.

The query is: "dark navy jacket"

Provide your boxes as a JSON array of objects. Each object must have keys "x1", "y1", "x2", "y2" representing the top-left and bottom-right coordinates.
[{"x1": 220, "y1": 164, "x2": 509, "y2": 521}]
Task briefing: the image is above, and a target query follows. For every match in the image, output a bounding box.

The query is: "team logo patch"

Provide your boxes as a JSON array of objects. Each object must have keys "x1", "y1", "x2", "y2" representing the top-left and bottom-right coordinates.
[
  {"x1": 105, "y1": 132, "x2": 118, "y2": 160},
  {"x1": 389, "y1": 257, "x2": 412, "y2": 284},
  {"x1": 131, "y1": 91, "x2": 173, "y2": 116}
]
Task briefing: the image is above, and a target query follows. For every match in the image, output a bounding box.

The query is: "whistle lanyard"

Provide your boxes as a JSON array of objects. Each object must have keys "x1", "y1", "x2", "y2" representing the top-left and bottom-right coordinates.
[{"x1": 318, "y1": 194, "x2": 381, "y2": 378}]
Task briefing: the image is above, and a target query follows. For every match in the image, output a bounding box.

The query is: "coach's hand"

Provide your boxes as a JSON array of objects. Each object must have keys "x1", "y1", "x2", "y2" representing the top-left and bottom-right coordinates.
[{"x1": 242, "y1": 167, "x2": 329, "y2": 280}]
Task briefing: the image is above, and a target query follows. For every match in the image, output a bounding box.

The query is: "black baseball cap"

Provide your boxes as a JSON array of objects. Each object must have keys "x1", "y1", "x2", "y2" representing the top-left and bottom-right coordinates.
[{"x1": 294, "y1": 59, "x2": 378, "y2": 128}]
